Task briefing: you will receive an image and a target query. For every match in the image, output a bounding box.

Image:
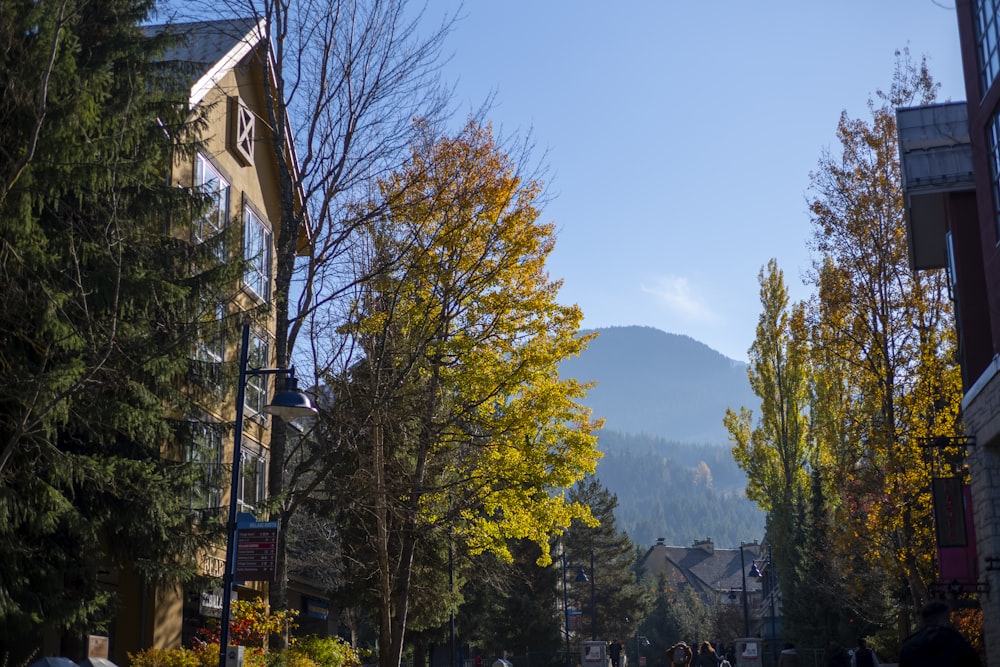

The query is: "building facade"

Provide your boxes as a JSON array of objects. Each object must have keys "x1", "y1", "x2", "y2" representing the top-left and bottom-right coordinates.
[
  {"x1": 956, "y1": 0, "x2": 1000, "y2": 655},
  {"x1": 639, "y1": 538, "x2": 777, "y2": 643},
  {"x1": 898, "y1": 0, "x2": 1000, "y2": 658},
  {"x1": 104, "y1": 18, "x2": 326, "y2": 661}
]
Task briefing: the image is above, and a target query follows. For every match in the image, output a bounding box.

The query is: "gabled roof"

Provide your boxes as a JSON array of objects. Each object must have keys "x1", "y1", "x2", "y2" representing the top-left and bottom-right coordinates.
[
  {"x1": 147, "y1": 17, "x2": 265, "y2": 107},
  {"x1": 147, "y1": 16, "x2": 314, "y2": 251},
  {"x1": 641, "y1": 539, "x2": 763, "y2": 597}
]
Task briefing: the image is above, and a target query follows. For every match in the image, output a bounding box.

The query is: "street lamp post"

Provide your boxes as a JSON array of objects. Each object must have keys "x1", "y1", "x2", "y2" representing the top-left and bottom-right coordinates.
[
  {"x1": 589, "y1": 550, "x2": 595, "y2": 641},
  {"x1": 218, "y1": 322, "x2": 317, "y2": 667},
  {"x1": 739, "y1": 543, "x2": 751, "y2": 637},
  {"x1": 574, "y1": 550, "x2": 596, "y2": 640},
  {"x1": 749, "y1": 546, "x2": 778, "y2": 666},
  {"x1": 562, "y1": 551, "x2": 572, "y2": 667},
  {"x1": 562, "y1": 549, "x2": 596, "y2": 667}
]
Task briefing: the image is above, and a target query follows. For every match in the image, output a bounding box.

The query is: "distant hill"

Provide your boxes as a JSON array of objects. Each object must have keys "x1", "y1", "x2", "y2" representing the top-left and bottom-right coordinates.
[
  {"x1": 594, "y1": 430, "x2": 765, "y2": 548},
  {"x1": 561, "y1": 325, "x2": 758, "y2": 444},
  {"x1": 559, "y1": 326, "x2": 766, "y2": 548}
]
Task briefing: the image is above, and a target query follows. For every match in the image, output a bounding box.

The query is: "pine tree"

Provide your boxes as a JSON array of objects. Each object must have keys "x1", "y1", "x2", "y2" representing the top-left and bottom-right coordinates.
[
  {"x1": 565, "y1": 477, "x2": 652, "y2": 643},
  {"x1": 0, "y1": 0, "x2": 224, "y2": 653}
]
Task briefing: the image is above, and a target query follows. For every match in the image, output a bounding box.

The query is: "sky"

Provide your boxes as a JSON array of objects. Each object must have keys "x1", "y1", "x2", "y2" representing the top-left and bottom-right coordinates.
[{"x1": 426, "y1": 1, "x2": 967, "y2": 362}]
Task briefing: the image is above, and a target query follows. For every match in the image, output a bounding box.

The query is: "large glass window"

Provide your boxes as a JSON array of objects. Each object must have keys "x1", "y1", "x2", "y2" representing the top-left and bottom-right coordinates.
[
  {"x1": 192, "y1": 302, "x2": 226, "y2": 388},
  {"x1": 195, "y1": 302, "x2": 226, "y2": 365},
  {"x1": 186, "y1": 423, "x2": 223, "y2": 511},
  {"x1": 243, "y1": 206, "x2": 272, "y2": 302},
  {"x1": 988, "y1": 110, "x2": 1000, "y2": 234},
  {"x1": 976, "y1": 0, "x2": 1000, "y2": 95},
  {"x1": 245, "y1": 331, "x2": 269, "y2": 416},
  {"x1": 238, "y1": 445, "x2": 267, "y2": 513},
  {"x1": 195, "y1": 154, "x2": 230, "y2": 243}
]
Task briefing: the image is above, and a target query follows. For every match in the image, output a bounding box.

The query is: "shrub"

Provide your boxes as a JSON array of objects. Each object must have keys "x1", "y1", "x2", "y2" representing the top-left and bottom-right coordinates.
[
  {"x1": 267, "y1": 651, "x2": 318, "y2": 667},
  {"x1": 286, "y1": 636, "x2": 361, "y2": 667},
  {"x1": 128, "y1": 648, "x2": 202, "y2": 667}
]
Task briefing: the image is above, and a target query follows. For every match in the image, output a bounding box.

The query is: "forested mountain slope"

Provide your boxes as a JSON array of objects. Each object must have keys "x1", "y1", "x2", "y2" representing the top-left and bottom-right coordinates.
[
  {"x1": 559, "y1": 326, "x2": 765, "y2": 548},
  {"x1": 594, "y1": 430, "x2": 764, "y2": 549}
]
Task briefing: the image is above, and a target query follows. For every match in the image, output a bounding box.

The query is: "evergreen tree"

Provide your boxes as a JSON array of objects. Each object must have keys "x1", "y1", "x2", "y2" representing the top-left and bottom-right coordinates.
[
  {"x1": 783, "y1": 469, "x2": 847, "y2": 647},
  {"x1": 564, "y1": 477, "x2": 652, "y2": 643},
  {"x1": 457, "y1": 542, "x2": 563, "y2": 665},
  {"x1": 0, "y1": 0, "x2": 223, "y2": 654}
]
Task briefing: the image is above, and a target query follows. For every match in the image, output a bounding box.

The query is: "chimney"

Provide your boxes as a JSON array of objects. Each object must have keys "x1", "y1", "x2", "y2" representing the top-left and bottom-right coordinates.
[{"x1": 692, "y1": 537, "x2": 714, "y2": 554}]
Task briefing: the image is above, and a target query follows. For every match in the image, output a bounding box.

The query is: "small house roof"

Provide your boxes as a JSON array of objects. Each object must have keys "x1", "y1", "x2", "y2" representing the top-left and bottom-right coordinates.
[{"x1": 641, "y1": 538, "x2": 763, "y2": 596}]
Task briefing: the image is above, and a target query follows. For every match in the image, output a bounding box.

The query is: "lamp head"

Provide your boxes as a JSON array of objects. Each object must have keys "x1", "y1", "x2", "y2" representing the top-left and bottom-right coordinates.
[
  {"x1": 575, "y1": 566, "x2": 589, "y2": 583},
  {"x1": 748, "y1": 562, "x2": 763, "y2": 579},
  {"x1": 266, "y1": 372, "x2": 318, "y2": 420}
]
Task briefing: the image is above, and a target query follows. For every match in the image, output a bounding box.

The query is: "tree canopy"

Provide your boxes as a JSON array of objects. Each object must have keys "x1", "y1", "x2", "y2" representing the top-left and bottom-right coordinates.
[
  {"x1": 0, "y1": 0, "x2": 224, "y2": 654},
  {"x1": 312, "y1": 119, "x2": 602, "y2": 667},
  {"x1": 727, "y1": 51, "x2": 964, "y2": 650}
]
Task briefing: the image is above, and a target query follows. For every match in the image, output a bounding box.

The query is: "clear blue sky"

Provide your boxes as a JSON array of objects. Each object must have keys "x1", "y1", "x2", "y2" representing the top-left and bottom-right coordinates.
[{"x1": 430, "y1": 1, "x2": 966, "y2": 361}]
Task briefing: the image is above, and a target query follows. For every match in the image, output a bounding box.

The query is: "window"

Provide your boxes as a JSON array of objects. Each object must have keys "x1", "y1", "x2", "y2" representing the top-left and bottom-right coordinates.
[
  {"x1": 243, "y1": 206, "x2": 272, "y2": 302},
  {"x1": 192, "y1": 302, "x2": 226, "y2": 388},
  {"x1": 238, "y1": 445, "x2": 267, "y2": 513},
  {"x1": 975, "y1": 0, "x2": 1000, "y2": 95},
  {"x1": 245, "y1": 331, "x2": 269, "y2": 416},
  {"x1": 988, "y1": 110, "x2": 1000, "y2": 234},
  {"x1": 195, "y1": 154, "x2": 230, "y2": 243},
  {"x1": 195, "y1": 302, "x2": 226, "y2": 365},
  {"x1": 187, "y1": 423, "x2": 223, "y2": 510}
]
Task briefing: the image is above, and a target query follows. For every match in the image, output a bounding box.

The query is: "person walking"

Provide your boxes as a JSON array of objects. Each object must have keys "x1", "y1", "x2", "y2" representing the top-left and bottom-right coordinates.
[
  {"x1": 899, "y1": 601, "x2": 981, "y2": 667},
  {"x1": 851, "y1": 638, "x2": 878, "y2": 667},
  {"x1": 667, "y1": 641, "x2": 692, "y2": 667},
  {"x1": 694, "y1": 642, "x2": 717, "y2": 667},
  {"x1": 609, "y1": 638, "x2": 623, "y2": 667},
  {"x1": 823, "y1": 641, "x2": 850, "y2": 667}
]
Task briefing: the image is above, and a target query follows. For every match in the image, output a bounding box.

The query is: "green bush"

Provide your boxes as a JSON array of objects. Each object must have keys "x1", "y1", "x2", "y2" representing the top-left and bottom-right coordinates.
[
  {"x1": 266, "y1": 650, "x2": 317, "y2": 667},
  {"x1": 285, "y1": 636, "x2": 361, "y2": 667},
  {"x1": 128, "y1": 648, "x2": 203, "y2": 667}
]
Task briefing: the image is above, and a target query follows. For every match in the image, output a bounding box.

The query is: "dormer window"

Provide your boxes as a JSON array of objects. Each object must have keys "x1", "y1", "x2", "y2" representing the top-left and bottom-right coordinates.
[{"x1": 229, "y1": 95, "x2": 255, "y2": 166}]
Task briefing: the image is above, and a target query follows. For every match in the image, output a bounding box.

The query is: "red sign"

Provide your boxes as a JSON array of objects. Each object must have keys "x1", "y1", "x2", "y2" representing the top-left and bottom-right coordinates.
[{"x1": 235, "y1": 522, "x2": 278, "y2": 581}]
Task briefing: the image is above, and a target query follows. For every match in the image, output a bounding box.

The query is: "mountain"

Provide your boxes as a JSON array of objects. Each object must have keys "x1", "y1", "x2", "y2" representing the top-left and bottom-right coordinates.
[
  {"x1": 561, "y1": 325, "x2": 757, "y2": 444},
  {"x1": 560, "y1": 326, "x2": 766, "y2": 548}
]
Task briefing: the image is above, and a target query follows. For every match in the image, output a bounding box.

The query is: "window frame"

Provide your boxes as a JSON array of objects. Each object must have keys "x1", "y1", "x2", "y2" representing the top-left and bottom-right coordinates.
[
  {"x1": 194, "y1": 154, "x2": 231, "y2": 244},
  {"x1": 186, "y1": 422, "x2": 223, "y2": 511},
  {"x1": 238, "y1": 444, "x2": 267, "y2": 513},
  {"x1": 244, "y1": 330, "x2": 270, "y2": 418},
  {"x1": 242, "y1": 203, "x2": 272, "y2": 303}
]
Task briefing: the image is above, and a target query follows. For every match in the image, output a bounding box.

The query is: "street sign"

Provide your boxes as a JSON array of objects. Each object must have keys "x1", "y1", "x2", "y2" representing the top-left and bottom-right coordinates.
[{"x1": 234, "y1": 521, "x2": 278, "y2": 581}]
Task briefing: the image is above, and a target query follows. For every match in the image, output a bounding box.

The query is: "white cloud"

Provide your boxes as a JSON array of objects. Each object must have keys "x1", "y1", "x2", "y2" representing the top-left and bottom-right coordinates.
[{"x1": 640, "y1": 275, "x2": 720, "y2": 323}]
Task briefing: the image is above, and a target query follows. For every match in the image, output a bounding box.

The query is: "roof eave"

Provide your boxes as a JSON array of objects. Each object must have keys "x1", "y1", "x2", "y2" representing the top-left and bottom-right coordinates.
[{"x1": 189, "y1": 17, "x2": 266, "y2": 108}]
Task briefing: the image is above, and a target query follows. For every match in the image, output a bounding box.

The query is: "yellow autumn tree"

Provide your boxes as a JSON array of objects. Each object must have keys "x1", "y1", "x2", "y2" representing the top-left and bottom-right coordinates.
[
  {"x1": 725, "y1": 259, "x2": 812, "y2": 551},
  {"x1": 805, "y1": 50, "x2": 961, "y2": 618},
  {"x1": 321, "y1": 119, "x2": 602, "y2": 667}
]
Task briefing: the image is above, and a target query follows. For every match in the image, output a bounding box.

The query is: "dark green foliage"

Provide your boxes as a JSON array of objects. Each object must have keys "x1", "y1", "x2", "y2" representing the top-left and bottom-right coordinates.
[
  {"x1": 564, "y1": 477, "x2": 653, "y2": 643},
  {"x1": 783, "y1": 469, "x2": 879, "y2": 650},
  {"x1": 637, "y1": 575, "x2": 684, "y2": 662},
  {"x1": 456, "y1": 542, "x2": 562, "y2": 664},
  {"x1": 595, "y1": 431, "x2": 765, "y2": 549},
  {"x1": 0, "y1": 0, "x2": 225, "y2": 653}
]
